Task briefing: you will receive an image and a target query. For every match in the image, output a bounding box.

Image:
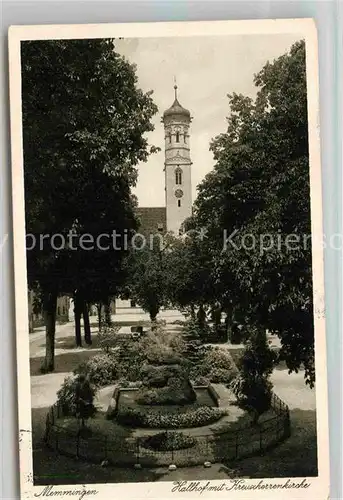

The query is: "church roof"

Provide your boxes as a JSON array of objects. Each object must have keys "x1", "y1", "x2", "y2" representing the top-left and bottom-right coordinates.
[
  {"x1": 163, "y1": 85, "x2": 190, "y2": 119},
  {"x1": 136, "y1": 207, "x2": 167, "y2": 236}
]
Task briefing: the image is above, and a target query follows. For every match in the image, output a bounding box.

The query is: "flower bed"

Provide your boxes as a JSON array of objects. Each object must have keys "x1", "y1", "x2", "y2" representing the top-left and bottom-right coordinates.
[
  {"x1": 141, "y1": 431, "x2": 196, "y2": 451},
  {"x1": 116, "y1": 405, "x2": 228, "y2": 429}
]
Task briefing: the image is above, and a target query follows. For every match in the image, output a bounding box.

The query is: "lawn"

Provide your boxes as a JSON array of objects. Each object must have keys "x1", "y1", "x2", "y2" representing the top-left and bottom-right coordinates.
[
  {"x1": 33, "y1": 408, "x2": 317, "y2": 484},
  {"x1": 226, "y1": 408, "x2": 318, "y2": 478}
]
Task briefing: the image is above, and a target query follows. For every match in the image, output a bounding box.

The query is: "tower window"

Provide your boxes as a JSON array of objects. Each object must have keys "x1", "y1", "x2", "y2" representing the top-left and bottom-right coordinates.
[
  {"x1": 168, "y1": 133, "x2": 171, "y2": 143},
  {"x1": 175, "y1": 168, "x2": 183, "y2": 185},
  {"x1": 176, "y1": 131, "x2": 180, "y2": 143},
  {"x1": 178, "y1": 199, "x2": 181, "y2": 207},
  {"x1": 184, "y1": 134, "x2": 187, "y2": 143}
]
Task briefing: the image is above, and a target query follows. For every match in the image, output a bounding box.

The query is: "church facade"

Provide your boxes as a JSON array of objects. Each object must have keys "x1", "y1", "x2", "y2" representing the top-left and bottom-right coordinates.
[{"x1": 136, "y1": 85, "x2": 193, "y2": 237}]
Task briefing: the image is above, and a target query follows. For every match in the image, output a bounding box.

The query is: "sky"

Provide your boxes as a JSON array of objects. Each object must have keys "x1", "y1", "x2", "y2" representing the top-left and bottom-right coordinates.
[{"x1": 114, "y1": 34, "x2": 301, "y2": 208}]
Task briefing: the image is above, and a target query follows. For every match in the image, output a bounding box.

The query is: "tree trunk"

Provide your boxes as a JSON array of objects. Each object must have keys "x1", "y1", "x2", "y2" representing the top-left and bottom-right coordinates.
[
  {"x1": 190, "y1": 304, "x2": 196, "y2": 321},
  {"x1": 83, "y1": 301, "x2": 92, "y2": 345},
  {"x1": 224, "y1": 305, "x2": 234, "y2": 343},
  {"x1": 104, "y1": 298, "x2": 112, "y2": 327},
  {"x1": 197, "y1": 304, "x2": 206, "y2": 330},
  {"x1": 29, "y1": 313, "x2": 34, "y2": 334},
  {"x1": 42, "y1": 290, "x2": 58, "y2": 372},
  {"x1": 150, "y1": 307, "x2": 158, "y2": 330},
  {"x1": 96, "y1": 303, "x2": 102, "y2": 331},
  {"x1": 252, "y1": 409, "x2": 259, "y2": 426},
  {"x1": 74, "y1": 292, "x2": 82, "y2": 347},
  {"x1": 212, "y1": 306, "x2": 222, "y2": 335}
]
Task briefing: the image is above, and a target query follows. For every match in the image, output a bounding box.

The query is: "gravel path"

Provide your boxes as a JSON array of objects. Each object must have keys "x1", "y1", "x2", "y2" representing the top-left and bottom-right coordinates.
[{"x1": 271, "y1": 368, "x2": 316, "y2": 411}]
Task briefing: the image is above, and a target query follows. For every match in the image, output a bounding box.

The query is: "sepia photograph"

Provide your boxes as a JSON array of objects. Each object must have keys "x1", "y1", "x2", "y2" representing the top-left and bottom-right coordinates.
[{"x1": 9, "y1": 19, "x2": 329, "y2": 500}]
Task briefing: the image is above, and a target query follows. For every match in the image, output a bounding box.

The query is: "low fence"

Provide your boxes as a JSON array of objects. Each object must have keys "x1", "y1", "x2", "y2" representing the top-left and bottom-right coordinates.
[{"x1": 44, "y1": 392, "x2": 290, "y2": 467}]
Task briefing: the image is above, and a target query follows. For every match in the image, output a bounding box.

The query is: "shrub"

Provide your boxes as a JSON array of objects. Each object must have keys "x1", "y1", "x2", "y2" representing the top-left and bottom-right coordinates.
[
  {"x1": 75, "y1": 374, "x2": 97, "y2": 423},
  {"x1": 116, "y1": 328, "x2": 188, "y2": 381},
  {"x1": 208, "y1": 367, "x2": 236, "y2": 384},
  {"x1": 74, "y1": 354, "x2": 119, "y2": 388},
  {"x1": 57, "y1": 374, "x2": 96, "y2": 418},
  {"x1": 182, "y1": 318, "x2": 210, "y2": 340},
  {"x1": 237, "y1": 328, "x2": 277, "y2": 377},
  {"x1": 140, "y1": 328, "x2": 186, "y2": 364},
  {"x1": 142, "y1": 431, "x2": 196, "y2": 451},
  {"x1": 137, "y1": 383, "x2": 196, "y2": 406},
  {"x1": 204, "y1": 347, "x2": 238, "y2": 372},
  {"x1": 117, "y1": 340, "x2": 147, "y2": 381},
  {"x1": 190, "y1": 346, "x2": 238, "y2": 384},
  {"x1": 138, "y1": 363, "x2": 196, "y2": 405},
  {"x1": 57, "y1": 376, "x2": 79, "y2": 416},
  {"x1": 140, "y1": 365, "x2": 170, "y2": 388},
  {"x1": 98, "y1": 325, "x2": 121, "y2": 353},
  {"x1": 231, "y1": 374, "x2": 272, "y2": 424},
  {"x1": 118, "y1": 378, "x2": 142, "y2": 389},
  {"x1": 230, "y1": 328, "x2": 275, "y2": 424},
  {"x1": 116, "y1": 405, "x2": 227, "y2": 428},
  {"x1": 193, "y1": 375, "x2": 210, "y2": 386}
]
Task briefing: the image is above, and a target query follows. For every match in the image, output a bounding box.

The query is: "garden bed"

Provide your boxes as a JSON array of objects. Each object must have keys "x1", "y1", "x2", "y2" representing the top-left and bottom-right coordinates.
[
  {"x1": 116, "y1": 405, "x2": 228, "y2": 429},
  {"x1": 113, "y1": 386, "x2": 224, "y2": 429},
  {"x1": 118, "y1": 386, "x2": 217, "y2": 411},
  {"x1": 45, "y1": 401, "x2": 289, "y2": 468}
]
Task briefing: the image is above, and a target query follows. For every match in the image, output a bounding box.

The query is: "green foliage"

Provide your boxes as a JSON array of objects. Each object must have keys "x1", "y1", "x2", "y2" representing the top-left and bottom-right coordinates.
[
  {"x1": 57, "y1": 376, "x2": 79, "y2": 416},
  {"x1": 116, "y1": 405, "x2": 228, "y2": 428},
  {"x1": 98, "y1": 325, "x2": 121, "y2": 353},
  {"x1": 142, "y1": 431, "x2": 196, "y2": 451},
  {"x1": 113, "y1": 328, "x2": 186, "y2": 382},
  {"x1": 116, "y1": 340, "x2": 147, "y2": 382},
  {"x1": 75, "y1": 374, "x2": 97, "y2": 422},
  {"x1": 140, "y1": 328, "x2": 186, "y2": 365},
  {"x1": 163, "y1": 233, "x2": 216, "y2": 314},
  {"x1": 231, "y1": 374, "x2": 273, "y2": 424},
  {"x1": 190, "y1": 346, "x2": 238, "y2": 385},
  {"x1": 192, "y1": 375, "x2": 210, "y2": 386},
  {"x1": 190, "y1": 41, "x2": 314, "y2": 386},
  {"x1": 237, "y1": 328, "x2": 277, "y2": 377},
  {"x1": 208, "y1": 368, "x2": 236, "y2": 384},
  {"x1": 137, "y1": 382, "x2": 196, "y2": 406},
  {"x1": 57, "y1": 374, "x2": 96, "y2": 418},
  {"x1": 140, "y1": 365, "x2": 175, "y2": 388},
  {"x1": 124, "y1": 245, "x2": 165, "y2": 321},
  {"x1": 231, "y1": 329, "x2": 275, "y2": 423},
  {"x1": 22, "y1": 39, "x2": 158, "y2": 369},
  {"x1": 182, "y1": 317, "x2": 210, "y2": 341},
  {"x1": 136, "y1": 328, "x2": 196, "y2": 405},
  {"x1": 74, "y1": 354, "x2": 119, "y2": 388}
]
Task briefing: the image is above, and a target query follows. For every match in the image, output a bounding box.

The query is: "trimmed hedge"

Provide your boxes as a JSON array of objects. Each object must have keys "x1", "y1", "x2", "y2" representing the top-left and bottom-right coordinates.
[{"x1": 116, "y1": 405, "x2": 228, "y2": 429}]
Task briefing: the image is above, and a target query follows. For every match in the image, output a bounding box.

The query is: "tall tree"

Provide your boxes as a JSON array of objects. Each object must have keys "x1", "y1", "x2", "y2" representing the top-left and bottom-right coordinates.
[
  {"x1": 22, "y1": 39, "x2": 158, "y2": 371},
  {"x1": 125, "y1": 243, "x2": 165, "y2": 326},
  {"x1": 193, "y1": 41, "x2": 315, "y2": 385}
]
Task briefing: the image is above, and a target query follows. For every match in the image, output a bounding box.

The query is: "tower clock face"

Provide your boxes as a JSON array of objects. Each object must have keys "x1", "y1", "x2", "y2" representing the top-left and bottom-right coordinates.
[{"x1": 175, "y1": 189, "x2": 184, "y2": 199}]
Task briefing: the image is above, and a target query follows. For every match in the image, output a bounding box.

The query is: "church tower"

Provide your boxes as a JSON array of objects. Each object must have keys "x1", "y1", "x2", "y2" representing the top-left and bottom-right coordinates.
[{"x1": 162, "y1": 84, "x2": 192, "y2": 234}]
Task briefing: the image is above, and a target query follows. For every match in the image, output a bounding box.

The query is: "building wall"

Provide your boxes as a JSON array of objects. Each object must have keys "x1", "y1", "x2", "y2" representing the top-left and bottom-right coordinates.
[
  {"x1": 28, "y1": 290, "x2": 70, "y2": 332},
  {"x1": 136, "y1": 207, "x2": 167, "y2": 237},
  {"x1": 165, "y1": 162, "x2": 192, "y2": 234}
]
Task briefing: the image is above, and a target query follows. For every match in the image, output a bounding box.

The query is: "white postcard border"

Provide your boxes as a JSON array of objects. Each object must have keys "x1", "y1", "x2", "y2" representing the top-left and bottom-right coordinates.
[{"x1": 8, "y1": 18, "x2": 329, "y2": 500}]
